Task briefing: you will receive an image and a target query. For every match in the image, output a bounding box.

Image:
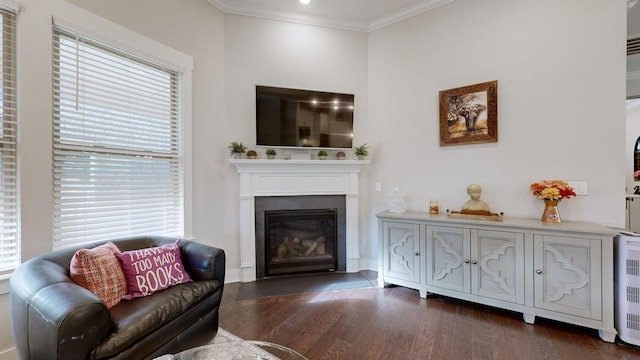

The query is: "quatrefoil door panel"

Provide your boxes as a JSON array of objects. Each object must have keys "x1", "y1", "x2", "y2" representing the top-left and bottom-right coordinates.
[
  {"x1": 471, "y1": 230, "x2": 525, "y2": 304},
  {"x1": 427, "y1": 226, "x2": 470, "y2": 293},
  {"x1": 533, "y1": 234, "x2": 602, "y2": 320},
  {"x1": 382, "y1": 222, "x2": 421, "y2": 283}
]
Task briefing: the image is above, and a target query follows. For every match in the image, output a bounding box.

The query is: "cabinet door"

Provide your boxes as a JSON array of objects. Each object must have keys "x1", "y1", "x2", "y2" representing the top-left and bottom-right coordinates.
[
  {"x1": 533, "y1": 234, "x2": 601, "y2": 320},
  {"x1": 427, "y1": 226, "x2": 470, "y2": 293},
  {"x1": 381, "y1": 221, "x2": 421, "y2": 283},
  {"x1": 471, "y1": 230, "x2": 525, "y2": 304}
]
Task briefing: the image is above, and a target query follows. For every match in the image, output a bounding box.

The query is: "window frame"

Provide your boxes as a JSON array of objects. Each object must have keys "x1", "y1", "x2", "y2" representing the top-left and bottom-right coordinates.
[
  {"x1": 50, "y1": 18, "x2": 193, "y2": 249},
  {"x1": 0, "y1": 3, "x2": 18, "y2": 278}
]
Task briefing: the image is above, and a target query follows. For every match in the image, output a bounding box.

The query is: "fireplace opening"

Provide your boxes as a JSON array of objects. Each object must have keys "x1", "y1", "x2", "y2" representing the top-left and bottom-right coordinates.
[
  {"x1": 255, "y1": 195, "x2": 346, "y2": 279},
  {"x1": 265, "y1": 209, "x2": 337, "y2": 277}
]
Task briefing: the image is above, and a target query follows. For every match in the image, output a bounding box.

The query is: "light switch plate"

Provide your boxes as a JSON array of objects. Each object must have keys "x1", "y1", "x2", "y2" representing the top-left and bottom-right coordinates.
[{"x1": 568, "y1": 181, "x2": 588, "y2": 196}]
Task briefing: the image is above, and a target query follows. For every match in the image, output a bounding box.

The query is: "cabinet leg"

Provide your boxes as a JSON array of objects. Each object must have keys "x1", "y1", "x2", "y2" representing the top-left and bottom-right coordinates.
[
  {"x1": 523, "y1": 313, "x2": 535, "y2": 324},
  {"x1": 598, "y1": 328, "x2": 617, "y2": 343},
  {"x1": 419, "y1": 289, "x2": 427, "y2": 298}
]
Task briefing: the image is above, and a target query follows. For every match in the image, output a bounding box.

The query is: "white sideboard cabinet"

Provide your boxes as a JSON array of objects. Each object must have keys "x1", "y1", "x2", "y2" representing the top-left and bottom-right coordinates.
[{"x1": 377, "y1": 211, "x2": 617, "y2": 342}]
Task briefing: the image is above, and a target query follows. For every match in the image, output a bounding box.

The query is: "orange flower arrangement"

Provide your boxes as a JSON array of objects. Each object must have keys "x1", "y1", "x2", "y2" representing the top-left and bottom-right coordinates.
[{"x1": 529, "y1": 180, "x2": 576, "y2": 201}]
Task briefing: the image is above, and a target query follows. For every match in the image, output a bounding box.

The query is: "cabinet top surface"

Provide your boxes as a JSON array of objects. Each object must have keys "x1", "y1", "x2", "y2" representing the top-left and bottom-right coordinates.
[{"x1": 376, "y1": 211, "x2": 617, "y2": 236}]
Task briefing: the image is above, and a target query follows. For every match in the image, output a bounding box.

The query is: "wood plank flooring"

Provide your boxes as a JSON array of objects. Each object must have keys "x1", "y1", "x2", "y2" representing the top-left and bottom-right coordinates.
[{"x1": 219, "y1": 271, "x2": 640, "y2": 359}]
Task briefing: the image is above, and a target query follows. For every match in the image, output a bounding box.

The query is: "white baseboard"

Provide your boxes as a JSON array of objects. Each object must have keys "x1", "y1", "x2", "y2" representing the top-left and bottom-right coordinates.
[
  {"x1": 224, "y1": 268, "x2": 242, "y2": 283},
  {"x1": 0, "y1": 346, "x2": 17, "y2": 360}
]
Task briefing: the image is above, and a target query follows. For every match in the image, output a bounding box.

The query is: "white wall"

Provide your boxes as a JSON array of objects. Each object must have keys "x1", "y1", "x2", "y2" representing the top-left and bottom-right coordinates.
[
  {"x1": 0, "y1": 0, "x2": 627, "y2": 357},
  {"x1": 222, "y1": 15, "x2": 371, "y2": 275},
  {"x1": 0, "y1": 0, "x2": 224, "y2": 358},
  {"x1": 367, "y1": 0, "x2": 626, "y2": 233}
]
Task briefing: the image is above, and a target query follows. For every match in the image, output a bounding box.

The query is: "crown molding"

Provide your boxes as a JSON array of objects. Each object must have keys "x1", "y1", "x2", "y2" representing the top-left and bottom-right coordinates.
[
  {"x1": 368, "y1": 0, "x2": 453, "y2": 31},
  {"x1": 208, "y1": 0, "x2": 454, "y2": 32}
]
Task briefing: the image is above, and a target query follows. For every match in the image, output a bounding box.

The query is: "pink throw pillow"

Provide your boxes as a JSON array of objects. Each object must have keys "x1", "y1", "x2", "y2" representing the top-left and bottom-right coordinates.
[
  {"x1": 116, "y1": 240, "x2": 191, "y2": 299},
  {"x1": 70, "y1": 242, "x2": 128, "y2": 309}
]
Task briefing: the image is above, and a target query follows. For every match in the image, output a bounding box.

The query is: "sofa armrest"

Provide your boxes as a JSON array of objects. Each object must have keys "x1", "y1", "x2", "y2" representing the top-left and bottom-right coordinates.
[
  {"x1": 180, "y1": 240, "x2": 226, "y2": 284},
  {"x1": 10, "y1": 259, "x2": 112, "y2": 360}
]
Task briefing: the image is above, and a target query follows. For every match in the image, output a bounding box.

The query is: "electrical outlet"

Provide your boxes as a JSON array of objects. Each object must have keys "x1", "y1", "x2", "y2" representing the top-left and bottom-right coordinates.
[
  {"x1": 568, "y1": 181, "x2": 588, "y2": 196},
  {"x1": 375, "y1": 182, "x2": 382, "y2": 192}
]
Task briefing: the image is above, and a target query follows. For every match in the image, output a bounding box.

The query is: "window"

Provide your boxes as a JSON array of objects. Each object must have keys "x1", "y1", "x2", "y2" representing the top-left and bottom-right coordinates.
[
  {"x1": 52, "y1": 25, "x2": 184, "y2": 247},
  {"x1": 0, "y1": 6, "x2": 16, "y2": 276}
]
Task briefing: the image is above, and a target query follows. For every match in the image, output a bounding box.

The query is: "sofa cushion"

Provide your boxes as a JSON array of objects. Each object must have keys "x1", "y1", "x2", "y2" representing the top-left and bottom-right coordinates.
[
  {"x1": 94, "y1": 279, "x2": 221, "y2": 358},
  {"x1": 70, "y1": 242, "x2": 128, "y2": 309},
  {"x1": 116, "y1": 240, "x2": 191, "y2": 299}
]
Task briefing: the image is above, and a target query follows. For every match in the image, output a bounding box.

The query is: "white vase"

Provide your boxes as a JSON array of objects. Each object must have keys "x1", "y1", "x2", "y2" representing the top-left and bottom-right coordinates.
[{"x1": 387, "y1": 186, "x2": 406, "y2": 213}]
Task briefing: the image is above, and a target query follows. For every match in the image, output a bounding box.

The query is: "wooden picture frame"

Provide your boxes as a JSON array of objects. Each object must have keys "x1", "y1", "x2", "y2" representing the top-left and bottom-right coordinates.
[{"x1": 439, "y1": 80, "x2": 498, "y2": 146}]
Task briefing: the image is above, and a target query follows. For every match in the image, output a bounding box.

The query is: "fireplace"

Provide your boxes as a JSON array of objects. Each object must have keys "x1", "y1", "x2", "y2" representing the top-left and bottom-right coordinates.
[
  {"x1": 229, "y1": 159, "x2": 368, "y2": 282},
  {"x1": 255, "y1": 195, "x2": 346, "y2": 278}
]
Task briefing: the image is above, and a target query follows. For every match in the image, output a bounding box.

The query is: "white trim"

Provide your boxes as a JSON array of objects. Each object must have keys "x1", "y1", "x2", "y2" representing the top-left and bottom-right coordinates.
[
  {"x1": 0, "y1": 347, "x2": 17, "y2": 360},
  {"x1": 51, "y1": 16, "x2": 193, "y2": 73},
  {"x1": 228, "y1": 159, "x2": 369, "y2": 282},
  {"x1": 0, "y1": 277, "x2": 8, "y2": 295},
  {"x1": 182, "y1": 70, "x2": 194, "y2": 238},
  {"x1": 217, "y1": 1, "x2": 369, "y2": 32},
  {"x1": 369, "y1": 0, "x2": 454, "y2": 32},
  {"x1": 208, "y1": 0, "x2": 454, "y2": 32},
  {"x1": 0, "y1": 0, "x2": 19, "y2": 12},
  {"x1": 50, "y1": 14, "x2": 194, "y2": 243},
  {"x1": 207, "y1": 0, "x2": 224, "y2": 12}
]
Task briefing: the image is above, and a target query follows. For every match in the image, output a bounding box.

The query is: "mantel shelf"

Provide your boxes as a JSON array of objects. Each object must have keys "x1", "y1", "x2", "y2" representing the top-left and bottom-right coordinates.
[{"x1": 228, "y1": 158, "x2": 370, "y2": 173}]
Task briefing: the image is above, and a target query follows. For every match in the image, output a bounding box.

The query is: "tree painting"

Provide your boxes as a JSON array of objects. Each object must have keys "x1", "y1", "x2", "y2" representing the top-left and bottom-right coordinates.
[
  {"x1": 446, "y1": 90, "x2": 488, "y2": 139},
  {"x1": 439, "y1": 80, "x2": 497, "y2": 146}
]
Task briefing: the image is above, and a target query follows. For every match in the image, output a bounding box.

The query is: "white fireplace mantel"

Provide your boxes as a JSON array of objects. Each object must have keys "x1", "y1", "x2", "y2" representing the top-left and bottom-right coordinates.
[{"x1": 229, "y1": 159, "x2": 369, "y2": 282}]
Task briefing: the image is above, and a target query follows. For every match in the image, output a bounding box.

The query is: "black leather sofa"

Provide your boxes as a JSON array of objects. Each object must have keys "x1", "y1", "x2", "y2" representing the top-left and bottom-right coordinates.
[{"x1": 10, "y1": 236, "x2": 225, "y2": 360}]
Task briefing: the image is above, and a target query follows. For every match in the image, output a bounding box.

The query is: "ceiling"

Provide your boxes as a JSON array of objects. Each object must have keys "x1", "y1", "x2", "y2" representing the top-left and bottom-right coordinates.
[
  {"x1": 207, "y1": 0, "x2": 453, "y2": 32},
  {"x1": 210, "y1": 0, "x2": 639, "y2": 101}
]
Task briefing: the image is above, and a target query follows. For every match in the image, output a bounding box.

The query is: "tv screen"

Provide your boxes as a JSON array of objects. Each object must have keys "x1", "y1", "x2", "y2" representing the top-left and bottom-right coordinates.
[{"x1": 256, "y1": 86, "x2": 354, "y2": 149}]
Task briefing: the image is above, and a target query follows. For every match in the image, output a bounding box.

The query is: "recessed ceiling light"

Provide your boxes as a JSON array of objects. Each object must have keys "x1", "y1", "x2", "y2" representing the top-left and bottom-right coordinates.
[{"x1": 300, "y1": 0, "x2": 310, "y2": 4}]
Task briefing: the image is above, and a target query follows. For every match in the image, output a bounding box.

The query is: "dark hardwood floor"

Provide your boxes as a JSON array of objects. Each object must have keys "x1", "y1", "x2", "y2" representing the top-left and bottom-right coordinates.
[{"x1": 219, "y1": 271, "x2": 640, "y2": 359}]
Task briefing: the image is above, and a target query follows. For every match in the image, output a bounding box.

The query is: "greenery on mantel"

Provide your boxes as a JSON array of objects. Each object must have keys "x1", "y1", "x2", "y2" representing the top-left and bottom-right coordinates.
[
  {"x1": 353, "y1": 143, "x2": 368, "y2": 157},
  {"x1": 228, "y1": 141, "x2": 247, "y2": 154}
]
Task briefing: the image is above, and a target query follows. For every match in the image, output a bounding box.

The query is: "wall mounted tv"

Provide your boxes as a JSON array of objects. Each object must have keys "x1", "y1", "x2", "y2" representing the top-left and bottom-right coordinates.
[{"x1": 256, "y1": 85, "x2": 354, "y2": 149}]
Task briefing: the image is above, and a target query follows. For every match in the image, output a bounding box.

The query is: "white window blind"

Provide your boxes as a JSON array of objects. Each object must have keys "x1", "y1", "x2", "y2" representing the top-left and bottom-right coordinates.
[
  {"x1": 52, "y1": 25, "x2": 184, "y2": 247},
  {"x1": 0, "y1": 7, "x2": 16, "y2": 275}
]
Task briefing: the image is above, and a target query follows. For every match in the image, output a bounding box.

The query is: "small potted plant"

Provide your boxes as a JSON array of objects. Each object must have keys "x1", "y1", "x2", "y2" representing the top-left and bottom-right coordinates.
[
  {"x1": 265, "y1": 149, "x2": 277, "y2": 159},
  {"x1": 228, "y1": 141, "x2": 247, "y2": 159},
  {"x1": 317, "y1": 150, "x2": 328, "y2": 160},
  {"x1": 353, "y1": 143, "x2": 368, "y2": 160}
]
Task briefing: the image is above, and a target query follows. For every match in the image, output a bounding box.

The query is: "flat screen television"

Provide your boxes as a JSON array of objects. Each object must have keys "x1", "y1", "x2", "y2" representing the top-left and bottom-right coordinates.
[{"x1": 256, "y1": 85, "x2": 354, "y2": 149}]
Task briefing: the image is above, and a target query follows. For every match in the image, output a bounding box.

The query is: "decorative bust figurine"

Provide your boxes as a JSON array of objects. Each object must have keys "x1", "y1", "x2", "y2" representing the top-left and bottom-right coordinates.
[{"x1": 462, "y1": 184, "x2": 490, "y2": 213}]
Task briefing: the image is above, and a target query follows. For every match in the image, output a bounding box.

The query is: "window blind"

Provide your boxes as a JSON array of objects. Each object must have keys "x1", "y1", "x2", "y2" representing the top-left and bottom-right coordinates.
[
  {"x1": 52, "y1": 25, "x2": 184, "y2": 247},
  {"x1": 0, "y1": 7, "x2": 16, "y2": 275}
]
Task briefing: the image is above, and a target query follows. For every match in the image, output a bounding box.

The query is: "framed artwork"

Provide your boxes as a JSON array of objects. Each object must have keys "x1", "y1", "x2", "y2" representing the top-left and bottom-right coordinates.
[{"x1": 439, "y1": 80, "x2": 498, "y2": 146}]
